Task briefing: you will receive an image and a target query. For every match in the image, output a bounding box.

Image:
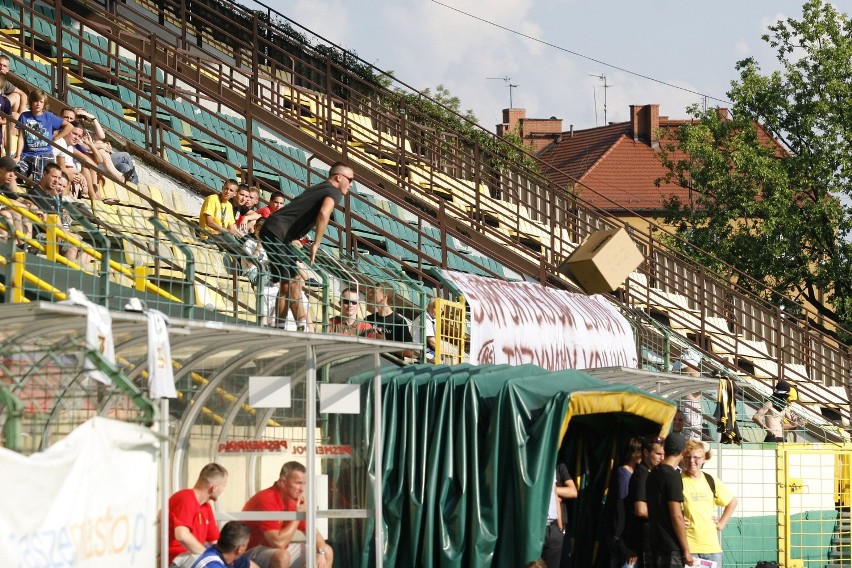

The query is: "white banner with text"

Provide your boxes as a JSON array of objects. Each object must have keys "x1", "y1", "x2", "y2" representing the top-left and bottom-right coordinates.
[
  {"x1": 441, "y1": 270, "x2": 638, "y2": 370},
  {"x1": 0, "y1": 417, "x2": 159, "y2": 567}
]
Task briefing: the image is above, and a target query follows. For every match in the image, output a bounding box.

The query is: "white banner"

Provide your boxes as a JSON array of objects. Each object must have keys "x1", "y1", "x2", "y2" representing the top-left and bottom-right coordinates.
[
  {"x1": 0, "y1": 417, "x2": 159, "y2": 567},
  {"x1": 441, "y1": 270, "x2": 638, "y2": 370}
]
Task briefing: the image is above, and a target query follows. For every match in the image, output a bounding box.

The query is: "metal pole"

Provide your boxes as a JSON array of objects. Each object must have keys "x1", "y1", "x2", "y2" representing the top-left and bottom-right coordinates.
[
  {"x1": 306, "y1": 345, "x2": 317, "y2": 567},
  {"x1": 160, "y1": 397, "x2": 170, "y2": 568},
  {"x1": 373, "y1": 352, "x2": 383, "y2": 567}
]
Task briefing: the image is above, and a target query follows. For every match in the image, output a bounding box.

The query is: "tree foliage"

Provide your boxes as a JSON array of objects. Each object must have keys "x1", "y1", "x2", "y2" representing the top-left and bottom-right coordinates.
[{"x1": 658, "y1": 0, "x2": 852, "y2": 332}]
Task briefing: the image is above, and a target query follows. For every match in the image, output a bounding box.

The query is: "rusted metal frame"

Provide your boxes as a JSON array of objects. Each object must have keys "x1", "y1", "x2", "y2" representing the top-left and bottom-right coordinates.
[{"x1": 71, "y1": 0, "x2": 852, "y2": 386}]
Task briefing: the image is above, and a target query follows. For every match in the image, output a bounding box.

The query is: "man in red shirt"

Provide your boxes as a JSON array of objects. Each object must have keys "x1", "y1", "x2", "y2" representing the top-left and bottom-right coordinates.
[
  {"x1": 256, "y1": 191, "x2": 285, "y2": 219},
  {"x1": 242, "y1": 461, "x2": 334, "y2": 568},
  {"x1": 167, "y1": 463, "x2": 229, "y2": 567},
  {"x1": 329, "y1": 287, "x2": 373, "y2": 336}
]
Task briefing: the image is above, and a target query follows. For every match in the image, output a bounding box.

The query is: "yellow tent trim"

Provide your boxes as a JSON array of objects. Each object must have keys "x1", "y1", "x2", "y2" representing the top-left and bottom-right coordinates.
[{"x1": 560, "y1": 391, "x2": 677, "y2": 443}]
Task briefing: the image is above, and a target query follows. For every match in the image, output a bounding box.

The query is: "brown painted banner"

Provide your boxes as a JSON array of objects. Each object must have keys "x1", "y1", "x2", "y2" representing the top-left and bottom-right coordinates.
[{"x1": 441, "y1": 270, "x2": 637, "y2": 370}]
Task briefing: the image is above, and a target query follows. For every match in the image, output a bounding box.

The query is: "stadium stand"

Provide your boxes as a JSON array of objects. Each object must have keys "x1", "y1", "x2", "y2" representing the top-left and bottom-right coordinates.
[{"x1": 0, "y1": 0, "x2": 848, "y2": 428}]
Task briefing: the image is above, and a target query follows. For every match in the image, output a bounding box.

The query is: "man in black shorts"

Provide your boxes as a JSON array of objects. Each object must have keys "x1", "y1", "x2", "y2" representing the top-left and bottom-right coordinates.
[{"x1": 260, "y1": 161, "x2": 353, "y2": 330}]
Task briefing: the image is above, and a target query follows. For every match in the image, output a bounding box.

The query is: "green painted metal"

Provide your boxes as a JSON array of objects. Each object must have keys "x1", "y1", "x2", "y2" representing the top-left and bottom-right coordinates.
[
  {"x1": 328, "y1": 363, "x2": 675, "y2": 567},
  {"x1": 0, "y1": 384, "x2": 23, "y2": 451},
  {"x1": 84, "y1": 349, "x2": 157, "y2": 427}
]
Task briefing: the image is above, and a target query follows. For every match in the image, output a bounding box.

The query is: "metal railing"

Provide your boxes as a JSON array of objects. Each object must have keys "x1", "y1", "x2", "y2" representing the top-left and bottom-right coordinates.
[{"x1": 1, "y1": 0, "x2": 847, "y2": 418}]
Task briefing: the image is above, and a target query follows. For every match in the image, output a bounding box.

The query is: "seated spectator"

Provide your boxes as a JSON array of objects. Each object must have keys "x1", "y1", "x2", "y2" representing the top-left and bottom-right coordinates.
[
  {"x1": 65, "y1": 107, "x2": 138, "y2": 183},
  {"x1": 0, "y1": 76, "x2": 12, "y2": 155},
  {"x1": 14, "y1": 88, "x2": 72, "y2": 182},
  {"x1": 242, "y1": 461, "x2": 334, "y2": 568},
  {"x1": 168, "y1": 463, "x2": 229, "y2": 568},
  {"x1": 256, "y1": 191, "x2": 285, "y2": 219},
  {"x1": 366, "y1": 282, "x2": 415, "y2": 358},
  {"x1": 329, "y1": 287, "x2": 373, "y2": 336},
  {"x1": 27, "y1": 163, "x2": 84, "y2": 262},
  {"x1": 199, "y1": 179, "x2": 245, "y2": 250},
  {"x1": 752, "y1": 380, "x2": 805, "y2": 442},
  {"x1": 366, "y1": 282, "x2": 413, "y2": 343},
  {"x1": 411, "y1": 298, "x2": 437, "y2": 362},
  {"x1": 232, "y1": 184, "x2": 261, "y2": 232},
  {"x1": 248, "y1": 186, "x2": 261, "y2": 211},
  {"x1": 53, "y1": 121, "x2": 103, "y2": 201},
  {"x1": 0, "y1": 55, "x2": 27, "y2": 122},
  {"x1": 0, "y1": 155, "x2": 38, "y2": 246}
]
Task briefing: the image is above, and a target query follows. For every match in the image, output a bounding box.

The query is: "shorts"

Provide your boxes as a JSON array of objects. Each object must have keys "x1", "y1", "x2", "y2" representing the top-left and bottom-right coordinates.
[
  {"x1": 260, "y1": 231, "x2": 299, "y2": 283},
  {"x1": 16, "y1": 155, "x2": 54, "y2": 182},
  {"x1": 246, "y1": 544, "x2": 305, "y2": 568}
]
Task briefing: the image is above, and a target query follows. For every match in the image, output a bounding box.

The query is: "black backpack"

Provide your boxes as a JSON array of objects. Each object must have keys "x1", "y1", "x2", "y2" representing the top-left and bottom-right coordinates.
[{"x1": 703, "y1": 472, "x2": 716, "y2": 498}]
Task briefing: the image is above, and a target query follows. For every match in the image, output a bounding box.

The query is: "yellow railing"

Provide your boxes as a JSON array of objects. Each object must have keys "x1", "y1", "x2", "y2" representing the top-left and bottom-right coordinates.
[
  {"x1": 435, "y1": 296, "x2": 466, "y2": 365},
  {"x1": 0, "y1": 194, "x2": 182, "y2": 304}
]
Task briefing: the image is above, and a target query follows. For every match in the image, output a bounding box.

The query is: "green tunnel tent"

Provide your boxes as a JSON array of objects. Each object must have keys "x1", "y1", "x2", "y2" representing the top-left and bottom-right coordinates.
[{"x1": 327, "y1": 363, "x2": 677, "y2": 568}]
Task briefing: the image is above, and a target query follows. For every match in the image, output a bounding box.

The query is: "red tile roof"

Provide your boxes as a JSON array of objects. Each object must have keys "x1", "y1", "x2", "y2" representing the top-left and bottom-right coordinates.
[
  {"x1": 538, "y1": 118, "x2": 694, "y2": 212},
  {"x1": 537, "y1": 108, "x2": 785, "y2": 213}
]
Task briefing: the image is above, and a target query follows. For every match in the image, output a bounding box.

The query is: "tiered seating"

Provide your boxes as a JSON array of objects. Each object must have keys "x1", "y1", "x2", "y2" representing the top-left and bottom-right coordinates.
[
  {"x1": 2, "y1": 0, "x2": 848, "y2": 425},
  {"x1": 621, "y1": 271, "x2": 842, "y2": 416}
]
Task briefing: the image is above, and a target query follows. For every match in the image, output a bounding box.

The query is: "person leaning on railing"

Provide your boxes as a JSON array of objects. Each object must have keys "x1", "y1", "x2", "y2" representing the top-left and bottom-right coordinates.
[
  {"x1": 26, "y1": 163, "x2": 85, "y2": 263},
  {"x1": 199, "y1": 178, "x2": 247, "y2": 255}
]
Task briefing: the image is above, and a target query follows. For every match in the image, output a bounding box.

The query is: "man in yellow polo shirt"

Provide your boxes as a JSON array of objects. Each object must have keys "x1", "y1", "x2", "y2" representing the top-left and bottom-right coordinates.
[
  {"x1": 199, "y1": 179, "x2": 246, "y2": 253},
  {"x1": 681, "y1": 439, "x2": 738, "y2": 567}
]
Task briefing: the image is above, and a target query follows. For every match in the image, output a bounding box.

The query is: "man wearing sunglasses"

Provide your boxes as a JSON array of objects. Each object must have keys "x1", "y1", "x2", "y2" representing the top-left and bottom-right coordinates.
[
  {"x1": 260, "y1": 161, "x2": 353, "y2": 330},
  {"x1": 329, "y1": 287, "x2": 373, "y2": 336}
]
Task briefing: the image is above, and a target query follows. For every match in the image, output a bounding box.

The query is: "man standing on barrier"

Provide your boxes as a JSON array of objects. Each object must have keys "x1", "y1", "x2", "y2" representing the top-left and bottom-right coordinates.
[{"x1": 260, "y1": 161, "x2": 353, "y2": 331}]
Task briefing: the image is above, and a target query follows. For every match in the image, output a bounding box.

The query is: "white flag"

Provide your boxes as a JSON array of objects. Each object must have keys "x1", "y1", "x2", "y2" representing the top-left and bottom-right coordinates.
[
  {"x1": 61, "y1": 289, "x2": 115, "y2": 384},
  {"x1": 146, "y1": 309, "x2": 177, "y2": 399}
]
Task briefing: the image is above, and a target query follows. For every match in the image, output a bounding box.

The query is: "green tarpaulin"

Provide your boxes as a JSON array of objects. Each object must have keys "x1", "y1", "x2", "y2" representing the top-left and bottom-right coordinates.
[{"x1": 329, "y1": 363, "x2": 676, "y2": 567}]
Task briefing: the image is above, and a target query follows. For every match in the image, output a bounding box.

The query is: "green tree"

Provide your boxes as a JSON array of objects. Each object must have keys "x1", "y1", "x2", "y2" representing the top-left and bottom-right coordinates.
[{"x1": 658, "y1": 0, "x2": 852, "y2": 332}]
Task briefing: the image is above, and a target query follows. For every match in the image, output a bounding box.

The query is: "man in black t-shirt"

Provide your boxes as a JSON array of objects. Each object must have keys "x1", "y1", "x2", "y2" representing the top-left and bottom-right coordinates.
[
  {"x1": 623, "y1": 436, "x2": 665, "y2": 567},
  {"x1": 260, "y1": 161, "x2": 353, "y2": 329},
  {"x1": 645, "y1": 434, "x2": 692, "y2": 568}
]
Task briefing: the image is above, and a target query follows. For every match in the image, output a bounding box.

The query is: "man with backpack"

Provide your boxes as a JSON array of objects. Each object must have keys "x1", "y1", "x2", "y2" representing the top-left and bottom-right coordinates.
[{"x1": 681, "y1": 439, "x2": 738, "y2": 567}]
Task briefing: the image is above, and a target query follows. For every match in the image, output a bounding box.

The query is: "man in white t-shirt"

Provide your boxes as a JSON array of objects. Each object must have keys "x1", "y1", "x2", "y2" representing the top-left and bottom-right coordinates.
[{"x1": 412, "y1": 298, "x2": 436, "y2": 362}]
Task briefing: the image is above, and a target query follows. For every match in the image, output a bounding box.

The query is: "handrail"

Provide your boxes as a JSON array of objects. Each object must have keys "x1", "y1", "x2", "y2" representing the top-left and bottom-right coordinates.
[
  {"x1": 78, "y1": 2, "x2": 844, "y2": 326},
  {"x1": 0, "y1": 195, "x2": 183, "y2": 303},
  {"x1": 3, "y1": 0, "x2": 846, "y2": 410}
]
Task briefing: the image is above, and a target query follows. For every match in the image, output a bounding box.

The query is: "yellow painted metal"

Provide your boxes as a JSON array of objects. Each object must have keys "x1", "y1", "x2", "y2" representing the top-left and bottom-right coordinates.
[
  {"x1": 11, "y1": 251, "x2": 25, "y2": 303},
  {"x1": 434, "y1": 295, "x2": 465, "y2": 365},
  {"x1": 0, "y1": 252, "x2": 66, "y2": 301},
  {"x1": 778, "y1": 443, "x2": 852, "y2": 568},
  {"x1": 0, "y1": 198, "x2": 181, "y2": 303},
  {"x1": 837, "y1": 453, "x2": 851, "y2": 508},
  {"x1": 134, "y1": 264, "x2": 148, "y2": 292}
]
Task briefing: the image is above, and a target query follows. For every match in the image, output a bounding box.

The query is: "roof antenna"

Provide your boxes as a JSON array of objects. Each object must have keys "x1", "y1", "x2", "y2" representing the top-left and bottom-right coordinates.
[
  {"x1": 487, "y1": 76, "x2": 519, "y2": 108},
  {"x1": 588, "y1": 73, "x2": 611, "y2": 125}
]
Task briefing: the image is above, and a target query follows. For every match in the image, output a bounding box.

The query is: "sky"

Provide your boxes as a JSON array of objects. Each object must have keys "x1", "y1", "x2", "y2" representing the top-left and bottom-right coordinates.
[{"x1": 242, "y1": 0, "x2": 820, "y2": 133}]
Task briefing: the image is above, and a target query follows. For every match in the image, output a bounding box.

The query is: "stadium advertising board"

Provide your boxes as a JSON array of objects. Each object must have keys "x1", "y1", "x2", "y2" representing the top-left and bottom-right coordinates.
[
  {"x1": 441, "y1": 270, "x2": 637, "y2": 370},
  {"x1": 0, "y1": 417, "x2": 158, "y2": 567}
]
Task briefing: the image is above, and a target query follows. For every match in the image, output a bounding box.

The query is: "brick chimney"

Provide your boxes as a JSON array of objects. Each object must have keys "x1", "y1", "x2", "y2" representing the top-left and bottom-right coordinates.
[
  {"x1": 496, "y1": 108, "x2": 526, "y2": 137},
  {"x1": 496, "y1": 108, "x2": 563, "y2": 152},
  {"x1": 629, "y1": 104, "x2": 660, "y2": 148}
]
